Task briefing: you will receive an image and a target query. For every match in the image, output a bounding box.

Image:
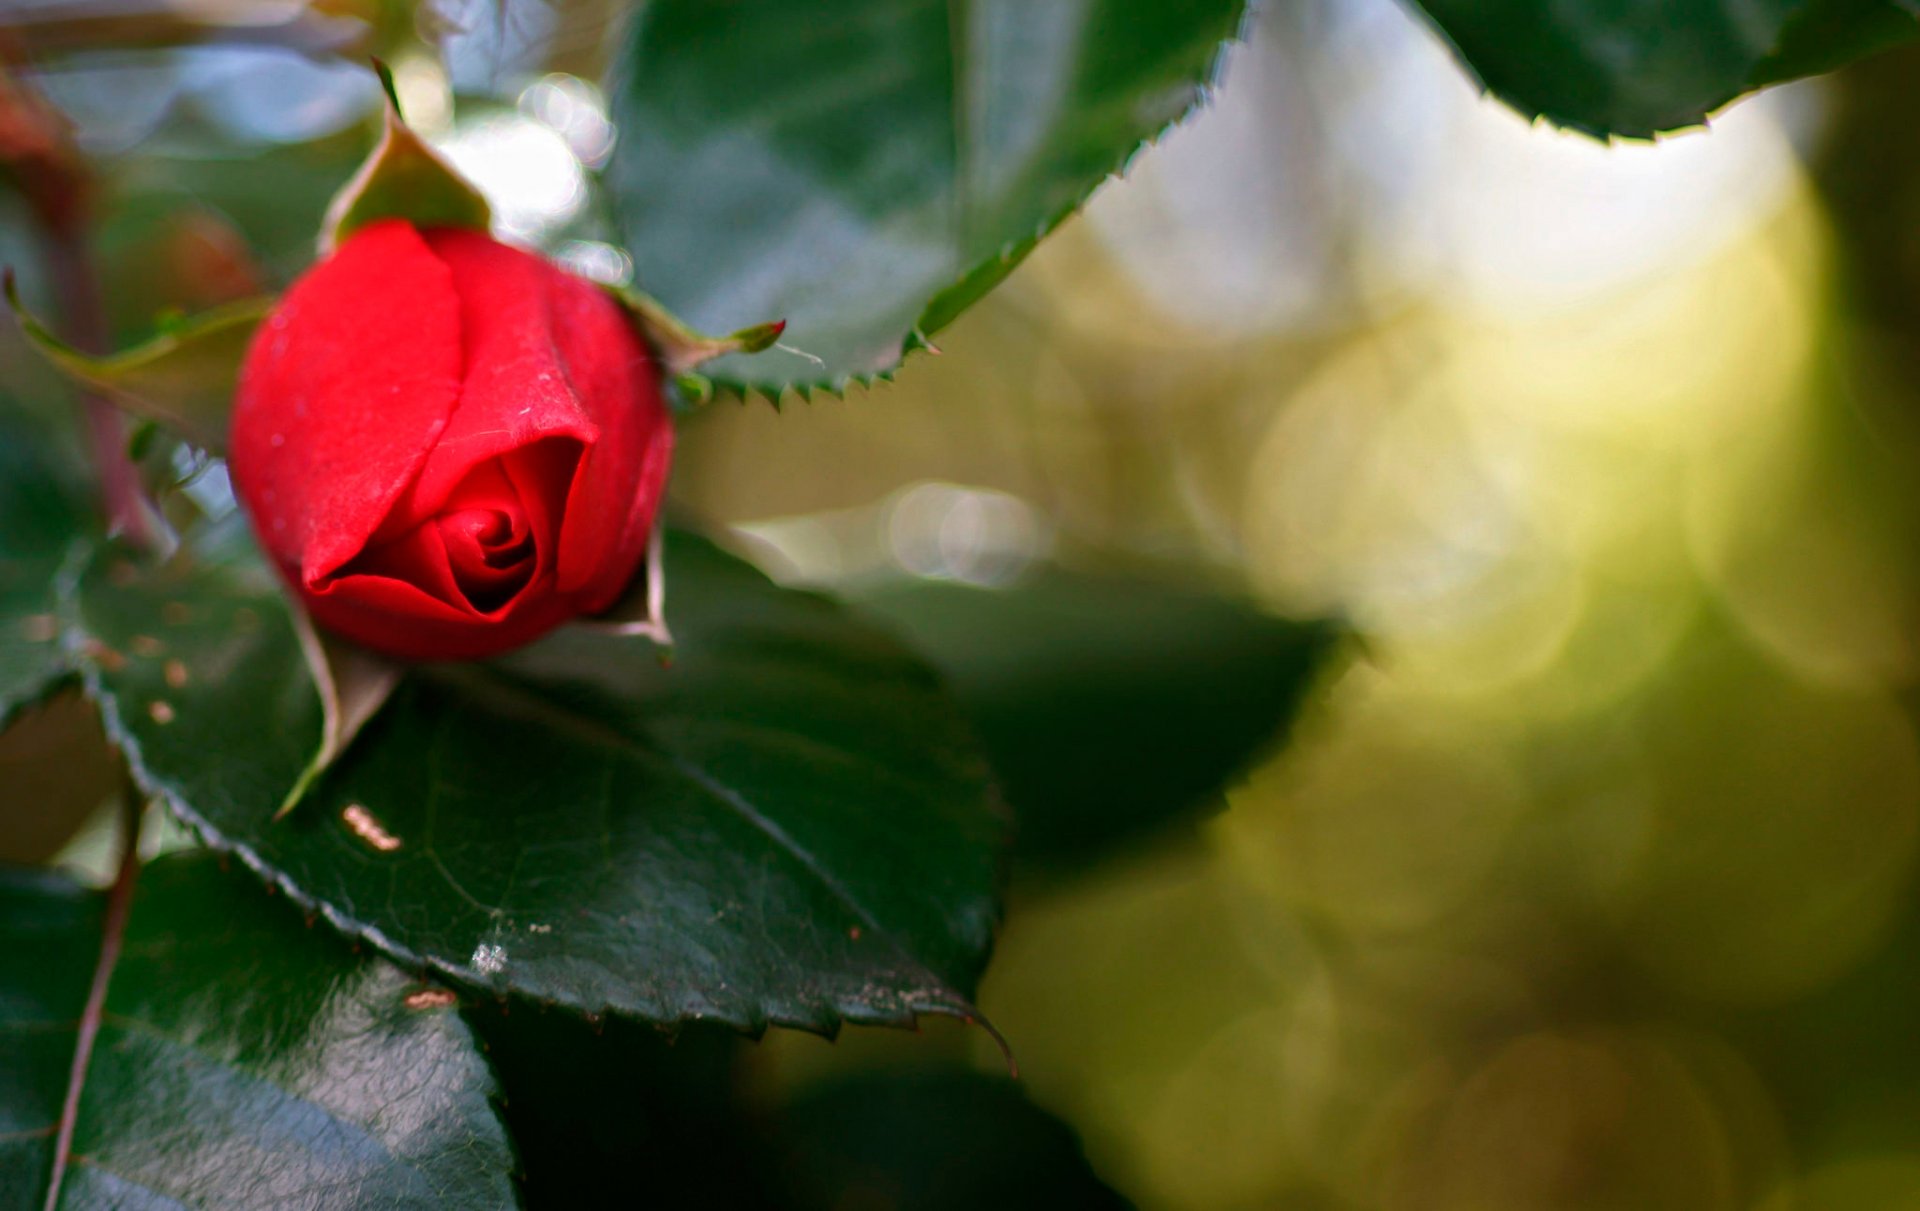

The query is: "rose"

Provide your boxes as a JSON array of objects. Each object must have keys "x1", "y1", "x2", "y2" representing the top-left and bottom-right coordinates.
[{"x1": 230, "y1": 219, "x2": 671, "y2": 661}]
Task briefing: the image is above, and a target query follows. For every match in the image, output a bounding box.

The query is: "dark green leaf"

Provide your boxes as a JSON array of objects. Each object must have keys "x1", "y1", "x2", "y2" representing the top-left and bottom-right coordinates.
[
  {"x1": 774, "y1": 1069, "x2": 1132, "y2": 1211},
  {"x1": 603, "y1": 0, "x2": 1247, "y2": 396},
  {"x1": 1753, "y1": 0, "x2": 1920, "y2": 82},
  {"x1": 851, "y1": 570, "x2": 1337, "y2": 870},
  {"x1": 1411, "y1": 0, "x2": 1920, "y2": 138},
  {"x1": 0, "y1": 413, "x2": 89, "y2": 727},
  {"x1": 469, "y1": 1008, "x2": 780, "y2": 1207},
  {"x1": 473, "y1": 1012, "x2": 1127, "y2": 1208},
  {"x1": 67, "y1": 532, "x2": 1005, "y2": 1033},
  {"x1": 0, "y1": 852, "x2": 517, "y2": 1209}
]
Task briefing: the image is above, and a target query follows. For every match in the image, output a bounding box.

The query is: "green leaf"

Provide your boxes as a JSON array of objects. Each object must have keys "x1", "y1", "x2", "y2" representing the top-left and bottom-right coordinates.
[
  {"x1": 4, "y1": 273, "x2": 271, "y2": 453},
  {"x1": 469, "y1": 1009, "x2": 781, "y2": 1206},
  {"x1": 603, "y1": 0, "x2": 1247, "y2": 397},
  {"x1": 774, "y1": 1069, "x2": 1131, "y2": 1211},
  {"x1": 321, "y1": 61, "x2": 491, "y2": 254},
  {"x1": 1753, "y1": 0, "x2": 1920, "y2": 82},
  {"x1": 1410, "y1": 0, "x2": 1920, "y2": 139},
  {"x1": 0, "y1": 852, "x2": 518, "y2": 1209},
  {"x1": 0, "y1": 413, "x2": 90, "y2": 728},
  {"x1": 67, "y1": 531, "x2": 1005, "y2": 1033},
  {"x1": 851, "y1": 569, "x2": 1338, "y2": 870}
]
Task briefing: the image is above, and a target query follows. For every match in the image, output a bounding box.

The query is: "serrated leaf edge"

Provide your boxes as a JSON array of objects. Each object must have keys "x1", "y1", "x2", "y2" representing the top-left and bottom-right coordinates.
[
  {"x1": 681, "y1": 11, "x2": 1254, "y2": 406},
  {"x1": 58, "y1": 547, "x2": 1006, "y2": 1042}
]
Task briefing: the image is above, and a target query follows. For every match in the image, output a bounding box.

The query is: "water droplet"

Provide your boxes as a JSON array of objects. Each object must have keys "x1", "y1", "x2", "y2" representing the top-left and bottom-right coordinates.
[{"x1": 470, "y1": 942, "x2": 508, "y2": 975}]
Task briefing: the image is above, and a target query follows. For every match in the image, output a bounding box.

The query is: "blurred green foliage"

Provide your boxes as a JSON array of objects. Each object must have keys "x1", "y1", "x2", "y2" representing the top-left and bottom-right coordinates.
[{"x1": 12, "y1": 0, "x2": 1920, "y2": 1207}]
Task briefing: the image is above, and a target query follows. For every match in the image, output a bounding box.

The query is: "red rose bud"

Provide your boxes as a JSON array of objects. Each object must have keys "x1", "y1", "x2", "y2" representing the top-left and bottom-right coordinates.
[{"x1": 231, "y1": 219, "x2": 671, "y2": 661}]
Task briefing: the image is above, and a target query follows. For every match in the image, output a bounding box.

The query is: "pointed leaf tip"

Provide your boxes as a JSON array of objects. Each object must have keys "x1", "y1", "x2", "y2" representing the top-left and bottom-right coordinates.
[
  {"x1": 608, "y1": 286, "x2": 786, "y2": 381},
  {"x1": 370, "y1": 57, "x2": 403, "y2": 116},
  {"x1": 576, "y1": 523, "x2": 673, "y2": 648},
  {"x1": 278, "y1": 608, "x2": 402, "y2": 820},
  {"x1": 320, "y1": 63, "x2": 489, "y2": 254},
  {"x1": 734, "y1": 318, "x2": 787, "y2": 354}
]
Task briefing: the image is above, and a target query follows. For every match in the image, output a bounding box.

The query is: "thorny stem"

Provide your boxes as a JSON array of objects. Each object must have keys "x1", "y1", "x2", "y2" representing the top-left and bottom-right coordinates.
[{"x1": 41, "y1": 779, "x2": 146, "y2": 1211}]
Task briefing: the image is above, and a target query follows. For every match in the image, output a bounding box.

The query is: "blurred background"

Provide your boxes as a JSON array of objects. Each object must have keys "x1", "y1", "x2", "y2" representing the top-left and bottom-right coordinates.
[{"x1": 12, "y1": 0, "x2": 1920, "y2": 1207}]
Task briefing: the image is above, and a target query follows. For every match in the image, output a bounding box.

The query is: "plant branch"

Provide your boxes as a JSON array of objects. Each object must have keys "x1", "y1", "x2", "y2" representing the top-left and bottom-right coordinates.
[
  {"x1": 0, "y1": 3, "x2": 366, "y2": 60},
  {"x1": 39, "y1": 226, "x2": 155, "y2": 548},
  {"x1": 1, "y1": 49, "x2": 155, "y2": 548},
  {"x1": 41, "y1": 779, "x2": 145, "y2": 1211}
]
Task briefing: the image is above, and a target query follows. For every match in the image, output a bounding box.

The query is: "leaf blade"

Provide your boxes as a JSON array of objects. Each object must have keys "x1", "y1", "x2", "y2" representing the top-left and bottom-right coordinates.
[
  {"x1": 0, "y1": 853, "x2": 518, "y2": 1210},
  {"x1": 602, "y1": 0, "x2": 1247, "y2": 397},
  {"x1": 1410, "y1": 0, "x2": 1920, "y2": 138},
  {"x1": 67, "y1": 531, "x2": 1006, "y2": 1034},
  {"x1": 852, "y1": 569, "x2": 1339, "y2": 870}
]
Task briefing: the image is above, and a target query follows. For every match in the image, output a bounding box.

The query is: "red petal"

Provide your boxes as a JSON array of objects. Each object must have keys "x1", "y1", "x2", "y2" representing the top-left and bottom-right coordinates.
[
  {"x1": 396, "y1": 230, "x2": 599, "y2": 534},
  {"x1": 305, "y1": 570, "x2": 575, "y2": 662},
  {"x1": 541, "y1": 247, "x2": 671, "y2": 604},
  {"x1": 231, "y1": 220, "x2": 463, "y2": 586}
]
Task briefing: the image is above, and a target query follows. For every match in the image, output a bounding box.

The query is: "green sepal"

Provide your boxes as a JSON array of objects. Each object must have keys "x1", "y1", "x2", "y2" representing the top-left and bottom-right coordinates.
[
  {"x1": 3, "y1": 270, "x2": 271, "y2": 454},
  {"x1": 573, "y1": 521, "x2": 673, "y2": 651},
  {"x1": 609, "y1": 284, "x2": 785, "y2": 383},
  {"x1": 669, "y1": 373, "x2": 715, "y2": 411},
  {"x1": 275, "y1": 605, "x2": 401, "y2": 821},
  {"x1": 319, "y1": 60, "x2": 491, "y2": 254}
]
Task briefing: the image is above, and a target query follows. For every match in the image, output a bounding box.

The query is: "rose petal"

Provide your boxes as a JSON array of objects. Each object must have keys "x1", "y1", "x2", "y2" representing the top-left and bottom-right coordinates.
[
  {"x1": 306, "y1": 568, "x2": 576, "y2": 662},
  {"x1": 543, "y1": 252, "x2": 672, "y2": 604},
  {"x1": 232, "y1": 219, "x2": 463, "y2": 586},
  {"x1": 341, "y1": 515, "x2": 467, "y2": 612},
  {"x1": 388, "y1": 230, "x2": 599, "y2": 537},
  {"x1": 341, "y1": 457, "x2": 537, "y2": 616},
  {"x1": 434, "y1": 460, "x2": 536, "y2": 611}
]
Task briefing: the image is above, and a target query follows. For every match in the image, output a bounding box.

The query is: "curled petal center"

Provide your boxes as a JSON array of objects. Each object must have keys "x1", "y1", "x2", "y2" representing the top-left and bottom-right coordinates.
[
  {"x1": 439, "y1": 504, "x2": 535, "y2": 611},
  {"x1": 332, "y1": 454, "x2": 553, "y2": 617}
]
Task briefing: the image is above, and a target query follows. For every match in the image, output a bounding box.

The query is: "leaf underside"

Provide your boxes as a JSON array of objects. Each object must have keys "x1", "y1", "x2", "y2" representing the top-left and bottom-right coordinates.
[
  {"x1": 774, "y1": 1069, "x2": 1133, "y2": 1211},
  {"x1": 64, "y1": 532, "x2": 1005, "y2": 1035},
  {"x1": 0, "y1": 853, "x2": 517, "y2": 1210},
  {"x1": 603, "y1": 0, "x2": 1249, "y2": 399},
  {"x1": 1412, "y1": 0, "x2": 1920, "y2": 139},
  {"x1": 852, "y1": 569, "x2": 1340, "y2": 871}
]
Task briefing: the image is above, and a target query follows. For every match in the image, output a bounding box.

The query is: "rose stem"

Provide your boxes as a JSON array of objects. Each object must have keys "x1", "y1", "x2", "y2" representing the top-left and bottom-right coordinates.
[
  {"x1": 41, "y1": 776, "x2": 146, "y2": 1211},
  {"x1": 39, "y1": 226, "x2": 157, "y2": 549},
  {"x1": 4, "y1": 40, "x2": 156, "y2": 549}
]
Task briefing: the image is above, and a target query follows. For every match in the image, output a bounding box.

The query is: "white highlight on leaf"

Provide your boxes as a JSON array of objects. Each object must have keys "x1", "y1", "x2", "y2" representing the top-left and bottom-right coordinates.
[{"x1": 469, "y1": 943, "x2": 508, "y2": 975}]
